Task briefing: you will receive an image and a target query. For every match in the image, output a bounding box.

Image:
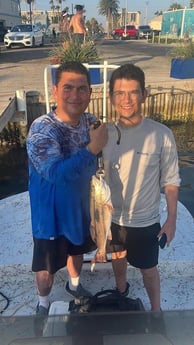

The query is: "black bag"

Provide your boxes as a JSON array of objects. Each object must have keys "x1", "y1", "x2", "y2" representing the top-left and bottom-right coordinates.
[{"x1": 68, "y1": 289, "x2": 145, "y2": 313}]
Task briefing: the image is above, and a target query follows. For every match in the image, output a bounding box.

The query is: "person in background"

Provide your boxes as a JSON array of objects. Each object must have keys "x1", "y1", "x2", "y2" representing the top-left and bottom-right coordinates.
[
  {"x1": 59, "y1": 10, "x2": 70, "y2": 40},
  {"x1": 26, "y1": 61, "x2": 107, "y2": 319},
  {"x1": 52, "y1": 27, "x2": 56, "y2": 41},
  {"x1": 69, "y1": 4, "x2": 86, "y2": 44},
  {"x1": 103, "y1": 63, "x2": 180, "y2": 311}
]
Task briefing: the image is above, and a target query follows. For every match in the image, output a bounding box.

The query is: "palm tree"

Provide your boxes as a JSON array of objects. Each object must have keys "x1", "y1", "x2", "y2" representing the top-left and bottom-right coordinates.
[
  {"x1": 56, "y1": 0, "x2": 64, "y2": 12},
  {"x1": 25, "y1": 0, "x2": 35, "y2": 7},
  {"x1": 190, "y1": 0, "x2": 194, "y2": 8},
  {"x1": 17, "y1": 0, "x2": 21, "y2": 15},
  {"x1": 168, "y1": 2, "x2": 183, "y2": 11},
  {"x1": 154, "y1": 10, "x2": 163, "y2": 16},
  {"x1": 49, "y1": 0, "x2": 55, "y2": 23},
  {"x1": 25, "y1": 0, "x2": 35, "y2": 24},
  {"x1": 98, "y1": 0, "x2": 119, "y2": 38},
  {"x1": 49, "y1": 0, "x2": 54, "y2": 9}
]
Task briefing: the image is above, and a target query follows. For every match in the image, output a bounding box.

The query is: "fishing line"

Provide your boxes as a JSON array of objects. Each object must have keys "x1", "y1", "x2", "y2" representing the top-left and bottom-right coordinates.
[
  {"x1": 113, "y1": 123, "x2": 121, "y2": 145},
  {"x1": 0, "y1": 291, "x2": 10, "y2": 314}
]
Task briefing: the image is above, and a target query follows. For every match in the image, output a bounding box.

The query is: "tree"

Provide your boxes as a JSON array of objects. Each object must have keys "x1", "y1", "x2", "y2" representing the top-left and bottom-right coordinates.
[
  {"x1": 85, "y1": 18, "x2": 104, "y2": 37},
  {"x1": 168, "y1": 2, "x2": 183, "y2": 11},
  {"x1": 190, "y1": 0, "x2": 194, "y2": 8},
  {"x1": 25, "y1": 0, "x2": 35, "y2": 24},
  {"x1": 98, "y1": 0, "x2": 119, "y2": 38},
  {"x1": 49, "y1": 0, "x2": 67, "y2": 23},
  {"x1": 56, "y1": 0, "x2": 66, "y2": 12},
  {"x1": 49, "y1": 0, "x2": 56, "y2": 23},
  {"x1": 154, "y1": 10, "x2": 163, "y2": 16}
]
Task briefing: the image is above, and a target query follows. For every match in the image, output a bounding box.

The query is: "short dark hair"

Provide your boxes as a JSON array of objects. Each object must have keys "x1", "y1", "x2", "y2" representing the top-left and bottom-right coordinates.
[
  {"x1": 75, "y1": 4, "x2": 84, "y2": 11},
  {"x1": 109, "y1": 64, "x2": 145, "y2": 94},
  {"x1": 55, "y1": 61, "x2": 91, "y2": 86}
]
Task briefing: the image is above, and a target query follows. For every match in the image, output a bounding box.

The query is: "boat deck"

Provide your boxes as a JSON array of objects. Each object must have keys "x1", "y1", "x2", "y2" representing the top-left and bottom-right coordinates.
[{"x1": 0, "y1": 192, "x2": 194, "y2": 317}]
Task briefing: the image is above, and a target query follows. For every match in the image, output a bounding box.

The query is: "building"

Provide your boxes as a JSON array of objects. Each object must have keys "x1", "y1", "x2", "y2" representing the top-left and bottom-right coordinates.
[
  {"x1": 118, "y1": 9, "x2": 141, "y2": 27},
  {"x1": 161, "y1": 8, "x2": 194, "y2": 39},
  {"x1": 21, "y1": 10, "x2": 49, "y2": 29},
  {"x1": 0, "y1": 0, "x2": 21, "y2": 28},
  {"x1": 149, "y1": 15, "x2": 162, "y2": 31},
  {"x1": 21, "y1": 9, "x2": 63, "y2": 31}
]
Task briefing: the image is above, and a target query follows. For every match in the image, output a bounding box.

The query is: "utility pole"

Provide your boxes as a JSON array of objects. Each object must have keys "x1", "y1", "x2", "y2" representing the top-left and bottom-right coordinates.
[
  {"x1": 124, "y1": 0, "x2": 128, "y2": 36},
  {"x1": 145, "y1": 1, "x2": 149, "y2": 24},
  {"x1": 27, "y1": 0, "x2": 33, "y2": 24}
]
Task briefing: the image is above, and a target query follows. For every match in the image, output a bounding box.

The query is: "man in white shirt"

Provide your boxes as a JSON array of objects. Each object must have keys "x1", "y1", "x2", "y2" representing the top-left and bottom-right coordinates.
[{"x1": 103, "y1": 63, "x2": 180, "y2": 311}]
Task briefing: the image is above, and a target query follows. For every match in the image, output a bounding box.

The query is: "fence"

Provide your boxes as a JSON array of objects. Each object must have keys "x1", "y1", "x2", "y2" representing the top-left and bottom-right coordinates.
[
  {"x1": 0, "y1": 87, "x2": 194, "y2": 147},
  {"x1": 87, "y1": 87, "x2": 194, "y2": 123},
  {"x1": 44, "y1": 61, "x2": 194, "y2": 124}
]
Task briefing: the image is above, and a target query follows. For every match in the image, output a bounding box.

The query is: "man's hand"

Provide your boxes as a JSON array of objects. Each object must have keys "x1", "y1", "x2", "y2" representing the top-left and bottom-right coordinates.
[{"x1": 87, "y1": 123, "x2": 108, "y2": 155}]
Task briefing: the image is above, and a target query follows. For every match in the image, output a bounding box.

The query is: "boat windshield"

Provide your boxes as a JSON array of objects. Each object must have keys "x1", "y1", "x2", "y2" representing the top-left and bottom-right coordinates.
[{"x1": 1, "y1": 310, "x2": 194, "y2": 345}]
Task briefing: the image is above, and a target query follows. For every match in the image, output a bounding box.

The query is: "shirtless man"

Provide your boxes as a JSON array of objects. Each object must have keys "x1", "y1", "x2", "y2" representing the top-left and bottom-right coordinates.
[
  {"x1": 69, "y1": 4, "x2": 86, "y2": 44},
  {"x1": 59, "y1": 10, "x2": 70, "y2": 40}
]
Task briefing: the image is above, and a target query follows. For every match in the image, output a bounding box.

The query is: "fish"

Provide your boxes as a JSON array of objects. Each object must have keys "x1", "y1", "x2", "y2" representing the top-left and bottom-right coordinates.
[{"x1": 90, "y1": 172, "x2": 113, "y2": 272}]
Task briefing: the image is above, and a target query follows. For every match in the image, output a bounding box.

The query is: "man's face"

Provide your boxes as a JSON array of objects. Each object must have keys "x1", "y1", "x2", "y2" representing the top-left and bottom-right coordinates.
[
  {"x1": 52, "y1": 71, "x2": 91, "y2": 121},
  {"x1": 110, "y1": 78, "x2": 147, "y2": 119}
]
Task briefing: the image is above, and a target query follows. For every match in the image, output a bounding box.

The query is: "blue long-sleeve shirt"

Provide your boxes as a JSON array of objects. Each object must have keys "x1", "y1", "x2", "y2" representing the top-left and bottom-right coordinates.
[{"x1": 26, "y1": 111, "x2": 97, "y2": 245}]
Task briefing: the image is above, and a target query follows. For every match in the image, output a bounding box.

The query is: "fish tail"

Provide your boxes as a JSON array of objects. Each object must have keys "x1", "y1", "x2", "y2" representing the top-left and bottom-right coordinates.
[{"x1": 91, "y1": 261, "x2": 96, "y2": 272}]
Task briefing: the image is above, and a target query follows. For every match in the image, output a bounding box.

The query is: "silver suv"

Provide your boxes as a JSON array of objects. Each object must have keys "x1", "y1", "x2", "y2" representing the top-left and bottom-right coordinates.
[{"x1": 138, "y1": 25, "x2": 152, "y2": 39}]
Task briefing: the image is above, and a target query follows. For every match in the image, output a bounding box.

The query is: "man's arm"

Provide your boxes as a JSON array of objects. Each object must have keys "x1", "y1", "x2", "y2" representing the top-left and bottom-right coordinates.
[
  {"x1": 68, "y1": 15, "x2": 74, "y2": 32},
  {"x1": 160, "y1": 185, "x2": 179, "y2": 245},
  {"x1": 79, "y1": 17, "x2": 86, "y2": 34}
]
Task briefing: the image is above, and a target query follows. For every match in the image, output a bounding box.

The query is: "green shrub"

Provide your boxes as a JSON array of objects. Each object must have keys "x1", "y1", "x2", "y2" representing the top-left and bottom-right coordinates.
[
  {"x1": 49, "y1": 39, "x2": 99, "y2": 64},
  {"x1": 171, "y1": 40, "x2": 194, "y2": 59}
]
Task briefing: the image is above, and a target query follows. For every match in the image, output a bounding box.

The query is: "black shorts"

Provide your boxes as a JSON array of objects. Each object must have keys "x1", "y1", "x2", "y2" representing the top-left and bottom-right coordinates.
[
  {"x1": 73, "y1": 33, "x2": 84, "y2": 44},
  {"x1": 32, "y1": 235, "x2": 96, "y2": 274},
  {"x1": 107, "y1": 222, "x2": 161, "y2": 269}
]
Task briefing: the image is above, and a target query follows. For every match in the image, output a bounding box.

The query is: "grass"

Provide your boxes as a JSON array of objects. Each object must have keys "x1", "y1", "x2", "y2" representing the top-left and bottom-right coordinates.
[{"x1": 170, "y1": 40, "x2": 194, "y2": 59}]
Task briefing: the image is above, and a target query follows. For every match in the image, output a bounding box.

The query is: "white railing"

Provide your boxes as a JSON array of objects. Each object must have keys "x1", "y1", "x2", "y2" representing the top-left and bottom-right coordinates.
[{"x1": 44, "y1": 61, "x2": 119, "y2": 122}]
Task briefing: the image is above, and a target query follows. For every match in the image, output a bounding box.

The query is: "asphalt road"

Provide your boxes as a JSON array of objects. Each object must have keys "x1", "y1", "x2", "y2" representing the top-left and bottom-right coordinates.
[
  {"x1": 0, "y1": 39, "x2": 172, "y2": 63},
  {"x1": 0, "y1": 39, "x2": 176, "y2": 98}
]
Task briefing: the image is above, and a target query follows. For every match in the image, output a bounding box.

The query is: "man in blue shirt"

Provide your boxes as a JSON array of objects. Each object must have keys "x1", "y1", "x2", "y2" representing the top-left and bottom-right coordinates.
[{"x1": 27, "y1": 61, "x2": 107, "y2": 318}]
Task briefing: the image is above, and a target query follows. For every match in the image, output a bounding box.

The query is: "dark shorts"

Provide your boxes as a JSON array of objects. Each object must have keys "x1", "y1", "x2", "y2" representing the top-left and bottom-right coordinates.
[
  {"x1": 72, "y1": 33, "x2": 84, "y2": 44},
  {"x1": 32, "y1": 235, "x2": 96, "y2": 274},
  {"x1": 107, "y1": 222, "x2": 161, "y2": 269}
]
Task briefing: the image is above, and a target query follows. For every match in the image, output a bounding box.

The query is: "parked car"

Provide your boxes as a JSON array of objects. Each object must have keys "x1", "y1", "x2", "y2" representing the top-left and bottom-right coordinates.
[
  {"x1": 4, "y1": 24, "x2": 44, "y2": 49},
  {"x1": 0, "y1": 24, "x2": 7, "y2": 42},
  {"x1": 138, "y1": 25, "x2": 153, "y2": 39},
  {"x1": 112, "y1": 25, "x2": 139, "y2": 40}
]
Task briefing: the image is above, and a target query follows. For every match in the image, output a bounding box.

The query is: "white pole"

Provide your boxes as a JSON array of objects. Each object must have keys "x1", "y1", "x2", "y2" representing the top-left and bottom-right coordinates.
[
  {"x1": 180, "y1": 8, "x2": 186, "y2": 39},
  {"x1": 124, "y1": 0, "x2": 127, "y2": 36},
  {"x1": 103, "y1": 61, "x2": 108, "y2": 122},
  {"x1": 145, "y1": 1, "x2": 149, "y2": 25},
  {"x1": 16, "y1": 90, "x2": 26, "y2": 113}
]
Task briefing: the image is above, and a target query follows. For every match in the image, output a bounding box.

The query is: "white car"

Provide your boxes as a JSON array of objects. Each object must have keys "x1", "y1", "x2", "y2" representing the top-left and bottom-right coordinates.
[{"x1": 4, "y1": 24, "x2": 44, "y2": 49}]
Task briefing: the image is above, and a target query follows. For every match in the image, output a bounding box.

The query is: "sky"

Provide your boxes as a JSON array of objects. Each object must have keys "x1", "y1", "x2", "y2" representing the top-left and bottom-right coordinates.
[{"x1": 21, "y1": 0, "x2": 191, "y2": 26}]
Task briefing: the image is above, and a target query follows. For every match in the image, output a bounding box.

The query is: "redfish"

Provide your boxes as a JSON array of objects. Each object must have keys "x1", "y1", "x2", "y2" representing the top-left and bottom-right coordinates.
[{"x1": 90, "y1": 173, "x2": 113, "y2": 272}]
